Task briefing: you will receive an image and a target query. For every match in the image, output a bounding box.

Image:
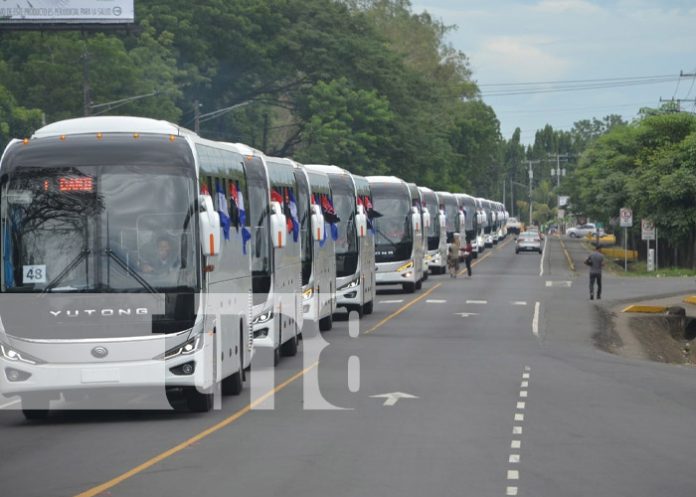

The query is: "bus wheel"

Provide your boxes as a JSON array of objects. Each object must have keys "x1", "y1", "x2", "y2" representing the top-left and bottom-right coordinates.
[
  {"x1": 274, "y1": 347, "x2": 280, "y2": 366},
  {"x1": 363, "y1": 300, "x2": 374, "y2": 315},
  {"x1": 415, "y1": 279, "x2": 423, "y2": 290},
  {"x1": 319, "y1": 313, "x2": 333, "y2": 331},
  {"x1": 21, "y1": 394, "x2": 51, "y2": 421},
  {"x1": 403, "y1": 282, "x2": 416, "y2": 293},
  {"x1": 281, "y1": 333, "x2": 298, "y2": 357},
  {"x1": 184, "y1": 387, "x2": 213, "y2": 412},
  {"x1": 222, "y1": 370, "x2": 243, "y2": 396},
  {"x1": 348, "y1": 304, "x2": 364, "y2": 319}
]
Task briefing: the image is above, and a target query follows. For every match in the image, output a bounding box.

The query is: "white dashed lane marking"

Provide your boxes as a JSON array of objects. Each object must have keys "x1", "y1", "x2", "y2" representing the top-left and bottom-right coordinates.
[
  {"x1": 466, "y1": 300, "x2": 488, "y2": 304},
  {"x1": 379, "y1": 299, "x2": 404, "y2": 304},
  {"x1": 506, "y1": 367, "x2": 531, "y2": 497},
  {"x1": 512, "y1": 301, "x2": 527, "y2": 306},
  {"x1": 426, "y1": 299, "x2": 447, "y2": 303}
]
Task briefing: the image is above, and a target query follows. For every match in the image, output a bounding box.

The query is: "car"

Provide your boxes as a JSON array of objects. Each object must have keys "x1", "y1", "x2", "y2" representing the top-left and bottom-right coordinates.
[
  {"x1": 526, "y1": 225, "x2": 544, "y2": 240},
  {"x1": 506, "y1": 217, "x2": 522, "y2": 234},
  {"x1": 566, "y1": 223, "x2": 604, "y2": 238},
  {"x1": 515, "y1": 231, "x2": 542, "y2": 254}
]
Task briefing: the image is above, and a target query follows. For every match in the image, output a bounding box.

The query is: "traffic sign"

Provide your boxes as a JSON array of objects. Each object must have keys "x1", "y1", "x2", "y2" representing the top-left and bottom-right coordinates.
[
  {"x1": 641, "y1": 219, "x2": 655, "y2": 241},
  {"x1": 619, "y1": 208, "x2": 633, "y2": 227}
]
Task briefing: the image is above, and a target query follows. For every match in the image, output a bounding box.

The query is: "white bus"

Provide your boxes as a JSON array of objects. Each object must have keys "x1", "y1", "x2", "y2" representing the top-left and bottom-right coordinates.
[
  {"x1": 0, "y1": 116, "x2": 254, "y2": 417},
  {"x1": 249, "y1": 155, "x2": 302, "y2": 365},
  {"x1": 419, "y1": 187, "x2": 447, "y2": 275},
  {"x1": 304, "y1": 165, "x2": 374, "y2": 317},
  {"x1": 367, "y1": 176, "x2": 424, "y2": 293},
  {"x1": 455, "y1": 193, "x2": 480, "y2": 258},
  {"x1": 293, "y1": 164, "x2": 336, "y2": 332},
  {"x1": 474, "y1": 197, "x2": 487, "y2": 255},
  {"x1": 436, "y1": 191, "x2": 462, "y2": 261}
]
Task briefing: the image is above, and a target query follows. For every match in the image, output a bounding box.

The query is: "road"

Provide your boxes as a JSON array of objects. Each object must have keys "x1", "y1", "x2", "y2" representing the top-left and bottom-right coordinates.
[{"x1": 2, "y1": 236, "x2": 696, "y2": 497}]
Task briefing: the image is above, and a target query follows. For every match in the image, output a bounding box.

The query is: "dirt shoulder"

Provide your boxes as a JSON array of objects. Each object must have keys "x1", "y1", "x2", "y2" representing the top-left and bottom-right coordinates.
[{"x1": 595, "y1": 294, "x2": 696, "y2": 366}]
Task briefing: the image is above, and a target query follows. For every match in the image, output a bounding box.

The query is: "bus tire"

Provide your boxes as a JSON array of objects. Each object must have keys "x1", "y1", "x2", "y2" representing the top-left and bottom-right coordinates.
[
  {"x1": 281, "y1": 333, "x2": 298, "y2": 357},
  {"x1": 403, "y1": 282, "x2": 416, "y2": 293},
  {"x1": 222, "y1": 370, "x2": 243, "y2": 396},
  {"x1": 184, "y1": 387, "x2": 213, "y2": 412},
  {"x1": 348, "y1": 304, "x2": 364, "y2": 319},
  {"x1": 21, "y1": 395, "x2": 50, "y2": 421},
  {"x1": 363, "y1": 300, "x2": 374, "y2": 315},
  {"x1": 415, "y1": 279, "x2": 423, "y2": 290},
  {"x1": 319, "y1": 313, "x2": 333, "y2": 331},
  {"x1": 274, "y1": 347, "x2": 280, "y2": 366},
  {"x1": 422, "y1": 270, "x2": 429, "y2": 281}
]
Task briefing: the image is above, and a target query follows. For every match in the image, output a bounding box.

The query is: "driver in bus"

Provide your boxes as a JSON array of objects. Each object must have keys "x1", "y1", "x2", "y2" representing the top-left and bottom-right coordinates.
[{"x1": 141, "y1": 234, "x2": 179, "y2": 274}]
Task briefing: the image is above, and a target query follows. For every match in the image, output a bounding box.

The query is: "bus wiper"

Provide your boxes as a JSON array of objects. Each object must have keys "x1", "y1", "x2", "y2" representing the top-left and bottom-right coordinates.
[
  {"x1": 104, "y1": 248, "x2": 158, "y2": 295},
  {"x1": 43, "y1": 249, "x2": 91, "y2": 293},
  {"x1": 375, "y1": 227, "x2": 399, "y2": 250}
]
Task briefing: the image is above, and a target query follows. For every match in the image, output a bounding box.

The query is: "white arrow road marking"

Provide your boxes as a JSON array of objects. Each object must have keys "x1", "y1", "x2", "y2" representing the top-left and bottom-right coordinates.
[
  {"x1": 380, "y1": 299, "x2": 404, "y2": 304},
  {"x1": 454, "y1": 312, "x2": 480, "y2": 317},
  {"x1": 426, "y1": 299, "x2": 447, "y2": 303},
  {"x1": 369, "y1": 392, "x2": 419, "y2": 406},
  {"x1": 466, "y1": 300, "x2": 488, "y2": 304}
]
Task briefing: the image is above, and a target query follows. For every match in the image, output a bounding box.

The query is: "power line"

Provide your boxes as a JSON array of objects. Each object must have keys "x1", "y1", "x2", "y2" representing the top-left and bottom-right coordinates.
[
  {"x1": 479, "y1": 74, "x2": 677, "y2": 88},
  {"x1": 481, "y1": 76, "x2": 679, "y2": 97}
]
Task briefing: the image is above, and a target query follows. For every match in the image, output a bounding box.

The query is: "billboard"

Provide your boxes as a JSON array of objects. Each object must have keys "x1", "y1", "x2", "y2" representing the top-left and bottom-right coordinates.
[{"x1": 0, "y1": 1, "x2": 134, "y2": 25}]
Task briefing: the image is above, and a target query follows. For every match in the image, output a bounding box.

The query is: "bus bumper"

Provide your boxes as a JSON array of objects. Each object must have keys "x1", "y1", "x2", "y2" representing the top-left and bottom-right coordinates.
[{"x1": 375, "y1": 260, "x2": 416, "y2": 285}]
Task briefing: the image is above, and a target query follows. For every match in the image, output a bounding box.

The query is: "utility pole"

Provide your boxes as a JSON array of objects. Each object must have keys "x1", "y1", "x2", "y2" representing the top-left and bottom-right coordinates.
[
  {"x1": 548, "y1": 153, "x2": 570, "y2": 187},
  {"x1": 527, "y1": 160, "x2": 541, "y2": 226},
  {"x1": 658, "y1": 97, "x2": 696, "y2": 113},
  {"x1": 82, "y1": 38, "x2": 91, "y2": 116},
  {"x1": 193, "y1": 100, "x2": 201, "y2": 134}
]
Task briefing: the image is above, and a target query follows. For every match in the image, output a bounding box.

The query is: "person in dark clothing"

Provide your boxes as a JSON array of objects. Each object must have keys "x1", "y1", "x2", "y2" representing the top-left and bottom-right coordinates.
[
  {"x1": 586, "y1": 245, "x2": 604, "y2": 300},
  {"x1": 463, "y1": 238, "x2": 473, "y2": 278}
]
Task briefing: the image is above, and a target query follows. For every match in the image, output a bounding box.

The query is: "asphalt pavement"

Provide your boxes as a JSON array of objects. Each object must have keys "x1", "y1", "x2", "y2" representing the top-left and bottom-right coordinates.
[{"x1": 1, "y1": 235, "x2": 695, "y2": 497}]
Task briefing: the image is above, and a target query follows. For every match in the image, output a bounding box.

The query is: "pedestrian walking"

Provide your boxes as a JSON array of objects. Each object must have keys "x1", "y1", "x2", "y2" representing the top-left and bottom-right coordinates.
[
  {"x1": 463, "y1": 238, "x2": 473, "y2": 278},
  {"x1": 585, "y1": 244, "x2": 604, "y2": 300},
  {"x1": 448, "y1": 233, "x2": 461, "y2": 278}
]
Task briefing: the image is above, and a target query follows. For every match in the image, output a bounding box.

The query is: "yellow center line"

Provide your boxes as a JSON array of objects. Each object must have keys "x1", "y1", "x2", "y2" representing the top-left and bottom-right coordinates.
[
  {"x1": 363, "y1": 282, "x2": 443, "y2": 335},
  {"x1": 74, "y1": 362, "x2": 318, "y2": 497},
  {"x1": 367, "y1": 237, "x2": 506, "y2": 334},
  {"x1": 74, "y1": 235, "x2": 509, "y2": 496}
]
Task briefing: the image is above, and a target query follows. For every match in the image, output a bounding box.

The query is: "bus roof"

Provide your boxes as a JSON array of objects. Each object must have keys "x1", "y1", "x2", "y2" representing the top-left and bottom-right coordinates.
[{"x1": 33, "y1": 116, "x2": 193, "y2": 139}]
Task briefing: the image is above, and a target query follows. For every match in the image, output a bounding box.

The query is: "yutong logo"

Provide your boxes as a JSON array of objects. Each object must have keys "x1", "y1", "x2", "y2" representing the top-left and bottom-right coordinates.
[{"x1": 49, "y1": 308, "x2": 150, "y2": 317}]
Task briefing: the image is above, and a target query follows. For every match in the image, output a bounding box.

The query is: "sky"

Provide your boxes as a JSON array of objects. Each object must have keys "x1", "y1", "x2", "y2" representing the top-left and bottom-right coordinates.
[{"x1": 411, "y1": 0, "x2": 696, "y2": 144}]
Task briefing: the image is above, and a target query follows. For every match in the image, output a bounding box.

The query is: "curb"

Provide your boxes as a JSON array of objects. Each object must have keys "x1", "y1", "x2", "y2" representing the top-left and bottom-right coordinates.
[{"x1": 622, "y1": 305, "x2": 668, "y2": 314}]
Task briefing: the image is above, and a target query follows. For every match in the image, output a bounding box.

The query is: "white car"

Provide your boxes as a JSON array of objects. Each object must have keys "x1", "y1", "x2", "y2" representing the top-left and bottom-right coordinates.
[{"x1": 567, "y1": 223, "x2": 604, "y2": 238}]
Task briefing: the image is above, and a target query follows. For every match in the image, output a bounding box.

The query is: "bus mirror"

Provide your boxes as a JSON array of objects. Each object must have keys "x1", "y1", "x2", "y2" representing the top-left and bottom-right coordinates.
[
  {"x1": 311, "y1": 204, "x2": 325, "y2": 241},
  {"x1": 270, "y1": 201, "x2": 287, "y2": 248},
  {"x1": 458, "y1": 211, "x2": 466, "y2": 230},
  {"x1": 411, "y1": 211, "x2": 421, "y2": 235},
  {"x1": 423, "y1": 209, "x2": 431, "y2": 230},
  {"x1": 356, "y1": 212, "x2": 368, "y2": 238},
  {"x1": 438, "y1": 212, "x2": 446, "y2": 229},
  {"x1": 199, "y1": 194, "x2": 221, "y2": 257}
]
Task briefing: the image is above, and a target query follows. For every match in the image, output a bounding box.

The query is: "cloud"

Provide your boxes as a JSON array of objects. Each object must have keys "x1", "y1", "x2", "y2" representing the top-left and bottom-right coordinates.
[{"x1": 475, "y1": 37, "x2": 571, "y2": 81}]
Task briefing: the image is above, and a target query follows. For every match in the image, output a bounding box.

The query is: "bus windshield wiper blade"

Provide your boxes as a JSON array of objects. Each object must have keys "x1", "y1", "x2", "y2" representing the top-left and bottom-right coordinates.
[
  {"x1": 104, "y1": 248, "x2": 158, "y2": 295},
  {"x1": 43, "y1": 249, "x2": 91, "y2": 293}
]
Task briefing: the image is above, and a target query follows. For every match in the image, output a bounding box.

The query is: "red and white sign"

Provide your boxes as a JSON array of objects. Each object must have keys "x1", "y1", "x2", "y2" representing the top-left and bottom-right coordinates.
[{"x1": 619, "y1": 208, "x2": 632, "y2": 228}]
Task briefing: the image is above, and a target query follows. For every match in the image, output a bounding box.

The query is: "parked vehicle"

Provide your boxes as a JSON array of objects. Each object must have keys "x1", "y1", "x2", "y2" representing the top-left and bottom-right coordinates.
[
  {"x1": 419, "y1": 187, "x2": 447, "y2": 275},
  {"x1": 506, "y1": 217, "x2": 522, "y2": 234},
  {"x1": 305, "y1": 165, "x2": 375, "y2": 317},
  {"x1": 249, "y1": 155, "x2": 302, "y2": 365},
  {"x1": 567, "y1": 223, "x2": 604, "y2": 238},
  {"x1": 292, "y1": 163, "x2": 337, "y2": 332},
  {"x1": 368, "y1": 176, "x2": 425, "y2": 293},
  {"x1": 455, "y1": 193, "x2": 479, "y2": 259},
  {"x1": 0, "y1": 116, "x2": 255, "y2": 416}
]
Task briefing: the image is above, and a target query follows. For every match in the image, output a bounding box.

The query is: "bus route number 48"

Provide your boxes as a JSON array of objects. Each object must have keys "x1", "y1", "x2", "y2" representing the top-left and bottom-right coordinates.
[{"x1": 23, "y1": 264, "x2": 47, "y2": 284}]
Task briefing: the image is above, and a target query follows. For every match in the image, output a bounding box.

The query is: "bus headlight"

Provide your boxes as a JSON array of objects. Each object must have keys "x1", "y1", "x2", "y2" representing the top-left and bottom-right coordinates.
[
  {"x1": 252, "y1": 310, "x2": 273, "y2": 325},
  {"x1": 396, "y1": 260, "x2": 414, "y2": 272},
  {"x1": 303, "y1": 287, "x2": 314, "y2": 301},
  {"x1": 0, "y1": 342, "x2": 44, "y2": 365},
  {"x1": 160, "y1": 335, "x2": 202, "y2": 360},
  {"x1": 338, "y1": 277, "x2": 360, "y2": 291}
]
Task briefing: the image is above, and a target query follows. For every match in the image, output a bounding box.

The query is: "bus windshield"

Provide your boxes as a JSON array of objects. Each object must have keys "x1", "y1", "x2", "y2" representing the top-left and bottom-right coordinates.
[
  {"x1": 329, "y1": 175, "x2": 358, "y2": 278},
  {"x1": 1, "y1": 164, "x2": 198, "y2": 294},
  {"x1": 371, "y1": 183, "x2": 412, "y2": 263}
]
